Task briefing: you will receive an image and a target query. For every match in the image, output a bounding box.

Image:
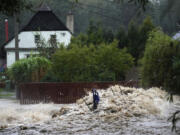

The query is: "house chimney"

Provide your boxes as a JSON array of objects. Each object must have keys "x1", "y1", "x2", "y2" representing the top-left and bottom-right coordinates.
[
  {"x1": 66, "y1": 11, "x2": 74, "y2": 34},
  {"x1": 5, "y1": 19, "x2": 8, "y2": 42}
]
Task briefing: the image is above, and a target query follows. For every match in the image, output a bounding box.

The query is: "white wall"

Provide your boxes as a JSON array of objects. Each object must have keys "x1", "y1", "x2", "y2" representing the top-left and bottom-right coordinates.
[
  {"x1": 5, "y1": 30, "x2": 72, "y2": 67},
  {"x1": 173, "y1": 31, "x2": 180, "y2": 40},
  {"x1": 19, "y1": 51, "x2": 39, "y2": 59},
  {"x1": 7, "y1": 52, "x2": 15, "y2": 67},
  {"x1": 5, "y1": 31, "x2": 72, "y2": 49},
  {"x1": 6, "y1": 51, "x2": 39, "y2": 67}
]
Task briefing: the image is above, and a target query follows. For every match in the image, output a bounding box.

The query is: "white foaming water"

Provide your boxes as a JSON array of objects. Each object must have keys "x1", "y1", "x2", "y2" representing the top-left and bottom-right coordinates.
[
  {"x1": 0, "y1": 99, "x2": 65, "y2": 125},
  {"x1": 77, "y1": 86, "x2": 177, "y2": 117},
  {"x1": 0, "y1": 85, "x2": 180, "y2": 135}
]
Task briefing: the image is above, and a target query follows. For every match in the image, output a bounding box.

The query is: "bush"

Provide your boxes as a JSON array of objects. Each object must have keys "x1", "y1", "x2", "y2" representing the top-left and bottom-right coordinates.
[
  {"x1": 170, "y1": 56, "x2": 180, "y2": 93},
  {"x1": 8, "y1": 57, "x2": 51, "y2": 83},
  {"x1": 141, "y1": 30, "x2": 180, "y2": 93},
  {"x1": 52, "y1": 40, "x2": 134, "y2": 82}
]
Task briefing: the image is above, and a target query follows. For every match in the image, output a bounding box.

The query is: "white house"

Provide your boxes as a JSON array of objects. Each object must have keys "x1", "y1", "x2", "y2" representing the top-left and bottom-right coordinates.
[
  {"x1": 3, "y1": 4, "x2": 73, "y2": 67},
  {"x1": 173, "y1": 31, "x2": 180, "y2": 40}
]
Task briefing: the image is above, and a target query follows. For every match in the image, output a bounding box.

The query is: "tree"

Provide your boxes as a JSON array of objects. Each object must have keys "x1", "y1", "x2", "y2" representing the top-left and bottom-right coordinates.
[
  {"x1": 70, "y1": 21, "x2": 115, "y2": 47},
  {"x1": 120, "y1": 0, "x2": 149, "y2": 10},
  {"x1": 116, "y1": 26, "x2": 127, "y2": 49},
  {"x1": 52, "y1": 40, "x2": 134, "y2": 82},
  {"x1": 138, "y1": 16, "x2": 155, "y2": 58},
  {"x1": 116, "y1": 17, "x2": 155, "y2": 62},
  {"x1": 126, "y1": 21, "x2": 140, "y2": 60},
  {"x1": 0, "y1": 0, "x2": 32, "y2": 16},
  {"x1": 141, "y1": 30, "x2": 180, "y2": 93},
  {"x1": 8, "y1": 56, "x2": 51, "y2": 83},
  {"x1": 171, "y1": 55, "x2": 180, "y2": 93},
  {"x1": 75, "y1": 0, "x2": 149, "y2": 10}
]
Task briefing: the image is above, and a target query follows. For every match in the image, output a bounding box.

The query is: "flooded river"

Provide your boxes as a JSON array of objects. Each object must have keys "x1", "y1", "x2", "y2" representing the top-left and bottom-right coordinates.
[{"x1": 0, "y1": 85, "x2": 180, "y2": 135}]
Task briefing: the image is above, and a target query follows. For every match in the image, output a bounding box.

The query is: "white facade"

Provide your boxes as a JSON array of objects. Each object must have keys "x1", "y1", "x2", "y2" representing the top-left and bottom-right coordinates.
[
  {"x1": 5, "y1": 31, "x2": 72, "y2": 67},
  {"x1": 173, "y1": 31, "x2": 180, "y2": 40},
  {"x1": 5, "y1": 31, "x2": 71, "y2": 48},
  {"x1": 6, "y1": 51, "x2": 39, "y2": 67}
]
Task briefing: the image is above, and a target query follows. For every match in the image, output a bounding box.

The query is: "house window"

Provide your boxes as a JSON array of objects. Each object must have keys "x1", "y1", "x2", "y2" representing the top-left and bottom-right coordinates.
[
  {"x1": 61, "y1": 33, "x2": 66, "y2": 37},
  {"x1": 26, "y1": 54, "x2": 39, "y2": 58},
  {"x1": 26, "y1": 54, "x2": 30, "y2": 58},
  {"x1": 34, "y1": 35, "x2": 40, "y2": 44},
  {"x1": 50, "y1": 34, "x2": 57, "y2": 45}
]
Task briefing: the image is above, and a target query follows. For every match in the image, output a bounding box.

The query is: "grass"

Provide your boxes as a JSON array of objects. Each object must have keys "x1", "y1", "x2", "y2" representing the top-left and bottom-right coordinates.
[
  {"x1": 0, "y1": 93, "x2": 14, "y2": 97},
  {"x1": 0, "y1": 88, "x2": 3, "y2": 92},
  {"x1": 0, "y1": 88, "x2": 14, "y2": 98}
]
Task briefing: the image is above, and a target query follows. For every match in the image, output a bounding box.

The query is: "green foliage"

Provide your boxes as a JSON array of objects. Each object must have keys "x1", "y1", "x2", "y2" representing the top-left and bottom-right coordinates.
[
  {"x1": 141, "y1": 30, "x2": 180, "y2": 93},
  {"x1": 52, "y1": 44, "x2": 97, "y2": 82},
  {"x1": 76, "y1": 0, "x2": 149, "y2": 10},
  {"x1": 116, "y1": 17, "x2": 155, "y2": 61},
  {"x1": 116, "y1": 26, "x2": 127, "y2": 49},
  {"x1": 8, "y1": 57, "x2": 51, "y2": 83},
  {"x1": 0, "y1": 0, "x2": 32, "y2": 15},
  {"x1": 96, "y1": 41, "x2": 134, "y2": 81},
  {"x1": 138, "y1": 16, "x2": 155, "y2": 57},
  {"x1": 71, "y1": 21, "x2": 115, "y2": 47},
  {"x1": 171, "y1": 56, "x2": 180, "y2": 93},
  {"x1": 127, "y1": 21, "x2": 140, "y2": 60},
  {"x1": 52, "y1": 40, "x2": 134, "y2": 82},
  {"x1": 35, "y1": 34, "x2": 58, "y2": 59},
  {"x1": 71, "y1": 17, "x2": 155, "y2": 63},
  {"x1": 0, "y1": 72, "x2": 7, "y2": 82}
]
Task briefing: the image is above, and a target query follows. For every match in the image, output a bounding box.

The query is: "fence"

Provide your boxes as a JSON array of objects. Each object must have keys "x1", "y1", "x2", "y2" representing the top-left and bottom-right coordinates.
[
  {"x1": 0, "y1": 82, "x2": 5, "y2": 88},
  {"x1": 19, "y1": 81, "x2": 138, "y2": 104}
]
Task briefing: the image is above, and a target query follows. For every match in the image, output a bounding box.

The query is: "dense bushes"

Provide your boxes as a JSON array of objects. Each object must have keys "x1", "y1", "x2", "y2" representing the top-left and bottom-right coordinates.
[
  {"x1": 141, "y1": 30, "x2": 180, "y2": 93},
  {"x1": 52, "y1": 41, "x2": 134, "y2": 82},
  {"x1": 8, "y1": 57, "x2": 51, "y2": 83},
  {"x1": 71, "y1": 17, "x2": 155, "y2": 62}
]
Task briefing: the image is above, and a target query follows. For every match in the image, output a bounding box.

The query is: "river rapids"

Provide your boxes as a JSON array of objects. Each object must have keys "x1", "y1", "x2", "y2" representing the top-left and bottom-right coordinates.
[{"x1": 0, "y1": 85, "x2": 180, "y2": 135}]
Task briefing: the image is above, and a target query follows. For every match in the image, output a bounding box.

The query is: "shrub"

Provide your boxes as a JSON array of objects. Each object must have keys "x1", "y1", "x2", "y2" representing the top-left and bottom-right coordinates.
[
  {"x1": 8, "y1": 57, "x2": 51, "y2": 83},
  {"x1": 141, "y1": 30, "x2": 180, "y2": 93},
  {"x1": 52, "y1": 40, "x2": 134, "y2": 82}
]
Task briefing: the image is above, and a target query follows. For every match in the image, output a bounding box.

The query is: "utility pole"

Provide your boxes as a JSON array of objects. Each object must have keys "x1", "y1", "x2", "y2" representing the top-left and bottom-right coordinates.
[
  {"x1": 14, "y1": 13, "x2": 20, "y2": 99},
  {"x1": 14, "y1": 13, "x2": 19, "y2": 61}
]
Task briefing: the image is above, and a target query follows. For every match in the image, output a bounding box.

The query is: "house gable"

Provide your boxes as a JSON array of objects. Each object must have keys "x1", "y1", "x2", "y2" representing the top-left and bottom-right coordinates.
[
  {"x1": 22, "y1": 11, "x2": 69, "y2": 32},
  {"x1": 3, "y1": 3, "x2": 72, "y2": 67}
]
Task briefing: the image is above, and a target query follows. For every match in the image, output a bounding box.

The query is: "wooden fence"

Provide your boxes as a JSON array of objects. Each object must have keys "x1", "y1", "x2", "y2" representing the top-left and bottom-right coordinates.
[
  {"x1": 0, "y1": 82, "x2": 5, "y2": 88},
  {"x1": 19, "y1": 81, "x2": 138, "y2": 104}
]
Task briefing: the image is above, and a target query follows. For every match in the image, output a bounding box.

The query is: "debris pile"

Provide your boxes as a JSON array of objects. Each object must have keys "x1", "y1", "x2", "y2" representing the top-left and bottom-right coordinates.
[{"x1": 77, "y1": 85, "x2": 169, "y2": 117}]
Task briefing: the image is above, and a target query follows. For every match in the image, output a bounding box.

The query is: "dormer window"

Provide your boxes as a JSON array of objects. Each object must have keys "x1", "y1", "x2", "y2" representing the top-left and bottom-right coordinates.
[
  {"x1": 34, "y1": 35, "x2": 40, "y2": 44},
  {"x1": 50, "y1": 34, "x2": 57, "y2": 45}
]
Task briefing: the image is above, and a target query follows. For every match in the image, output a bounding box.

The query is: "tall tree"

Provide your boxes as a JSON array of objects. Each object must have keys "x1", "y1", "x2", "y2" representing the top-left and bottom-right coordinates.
[{"x1": 0, "y1": 0, "x2": 32, "y2": 16}]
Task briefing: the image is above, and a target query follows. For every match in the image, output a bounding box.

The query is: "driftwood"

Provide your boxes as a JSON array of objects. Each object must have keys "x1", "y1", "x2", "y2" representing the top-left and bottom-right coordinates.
[{"x1": 168, "y1": 111, "x2": 180, "y2": 132}]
